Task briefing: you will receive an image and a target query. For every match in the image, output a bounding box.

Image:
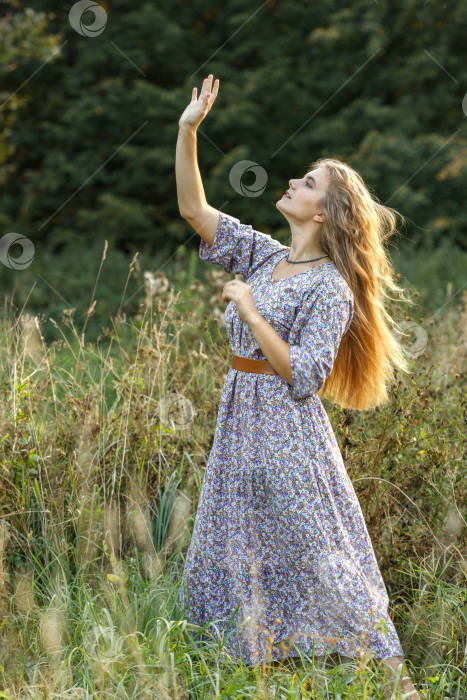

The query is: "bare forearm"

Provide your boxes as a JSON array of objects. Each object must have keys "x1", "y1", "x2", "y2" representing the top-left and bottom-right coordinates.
[
  {"x1": 176, "y1": 124, "x2": 208, "y2": 217},
  {"x1": 247, "y1": 312, "x2": 293, "y2": 386}
]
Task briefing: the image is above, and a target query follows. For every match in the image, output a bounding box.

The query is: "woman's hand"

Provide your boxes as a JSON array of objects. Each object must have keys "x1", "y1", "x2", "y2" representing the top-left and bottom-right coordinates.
[
  {"x1": 222, "y1": 279, "x2": 259, "y2": 325},
  {"x1": 179, "y1": 74, "x2": 220, "y2": 130}
]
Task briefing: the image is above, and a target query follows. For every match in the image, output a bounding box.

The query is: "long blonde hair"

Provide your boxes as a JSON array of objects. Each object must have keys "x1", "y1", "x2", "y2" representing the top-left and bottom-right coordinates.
[{"x1": 309, "y1": 157, "x2": 414, "y2": 411}]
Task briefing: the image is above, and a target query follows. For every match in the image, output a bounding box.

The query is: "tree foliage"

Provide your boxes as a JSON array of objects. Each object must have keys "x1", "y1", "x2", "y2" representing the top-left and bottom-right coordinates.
[{"x1": 1, "y1": 0, "x2": 466, "y2": 335}]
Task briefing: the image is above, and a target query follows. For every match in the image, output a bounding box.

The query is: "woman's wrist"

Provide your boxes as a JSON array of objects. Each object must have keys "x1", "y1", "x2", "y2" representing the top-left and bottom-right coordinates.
[{"x1": 178, "y1": 121, "x2": 198, "y2": 134}]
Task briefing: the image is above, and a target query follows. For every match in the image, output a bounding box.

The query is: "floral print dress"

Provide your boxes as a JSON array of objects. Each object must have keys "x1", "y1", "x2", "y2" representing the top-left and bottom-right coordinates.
[{"x1": 178, "y1": 210, "x2": 405, "y2": 665}]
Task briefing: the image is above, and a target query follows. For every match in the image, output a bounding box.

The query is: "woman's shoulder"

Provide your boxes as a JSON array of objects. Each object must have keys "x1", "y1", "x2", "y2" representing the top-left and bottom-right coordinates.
[
  {"x1": 308, "y1": 264, "x2": 354, "y2": 305},
  {"x1": 200, "y1": 209, "x2": 286, "y2": 278}
]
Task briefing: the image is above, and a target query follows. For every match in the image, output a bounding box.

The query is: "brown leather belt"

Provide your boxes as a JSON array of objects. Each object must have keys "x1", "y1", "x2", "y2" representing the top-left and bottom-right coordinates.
[{"x1": 231, "y1": 353, "x2": 279, "y2": 376}]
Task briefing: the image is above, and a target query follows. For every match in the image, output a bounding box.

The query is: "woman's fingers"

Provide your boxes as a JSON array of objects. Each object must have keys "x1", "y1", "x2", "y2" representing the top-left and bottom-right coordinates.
[
  {"x1": 210, "y1": 78, "x2": 219, "y2": 101},
  {"x1": 181, "y1": 75, "x2": 219, "y2": 128},
  {"x1": 205, "y1": 78, "x2": 219, "y2": 110},
  {"x1": 192, "y1": 75, "x2": 219, "y2": 102},
  {"x1": 201, "y1": 74, "x2": 218, "y2": 102},
  {"x1": 200, "y1": 75, "x2": 210, "y2": 100}
]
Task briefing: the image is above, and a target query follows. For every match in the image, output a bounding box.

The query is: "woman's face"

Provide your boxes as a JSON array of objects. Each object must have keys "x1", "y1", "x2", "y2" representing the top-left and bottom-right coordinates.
[{"x1": 276, "y1": 167, "x2": 329, "y2": 223}]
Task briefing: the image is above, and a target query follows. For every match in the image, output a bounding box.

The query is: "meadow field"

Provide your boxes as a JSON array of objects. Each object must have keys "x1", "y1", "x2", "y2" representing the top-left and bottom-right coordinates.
[{"x1": 0, "y1": 245, "x2": 465, "y2": 699}]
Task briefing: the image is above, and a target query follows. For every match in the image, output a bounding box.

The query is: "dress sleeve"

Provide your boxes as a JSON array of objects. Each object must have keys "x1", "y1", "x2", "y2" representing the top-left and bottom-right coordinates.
[
  {"x1": 199, "y1": 210, "x2": 284, "y2": 277},
  {"x1": 288, "y1": 282, "x2": 354, "y2": 401}
]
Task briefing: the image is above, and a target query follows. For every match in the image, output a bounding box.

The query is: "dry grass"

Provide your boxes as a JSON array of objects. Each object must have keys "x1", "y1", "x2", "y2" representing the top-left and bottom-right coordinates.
[{"x1": 0, "y1": 256, "x2": 465, "y2": 698}]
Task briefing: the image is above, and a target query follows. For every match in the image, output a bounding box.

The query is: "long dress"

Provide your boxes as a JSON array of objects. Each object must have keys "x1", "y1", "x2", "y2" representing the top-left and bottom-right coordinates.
[{"x1": 178, "y1": 210, "x2": 405, "y2": 665}]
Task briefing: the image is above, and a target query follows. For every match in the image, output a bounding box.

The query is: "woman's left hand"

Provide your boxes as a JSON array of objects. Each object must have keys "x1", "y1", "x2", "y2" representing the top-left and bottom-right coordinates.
[{"x1": 222, "y1": 280, "x2": 258, "y2": 324}]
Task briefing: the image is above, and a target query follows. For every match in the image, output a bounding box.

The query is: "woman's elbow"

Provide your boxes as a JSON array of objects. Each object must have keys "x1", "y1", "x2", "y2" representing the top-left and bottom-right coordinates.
[{"x1": 288, "y1": 347, "x2": 332, "y2": 399}]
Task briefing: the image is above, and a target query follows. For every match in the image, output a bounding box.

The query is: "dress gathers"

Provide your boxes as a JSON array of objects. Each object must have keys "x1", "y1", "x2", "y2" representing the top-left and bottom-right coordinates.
[{"x1": 178, "y1": 210, "x2": 404, "y2": 665}]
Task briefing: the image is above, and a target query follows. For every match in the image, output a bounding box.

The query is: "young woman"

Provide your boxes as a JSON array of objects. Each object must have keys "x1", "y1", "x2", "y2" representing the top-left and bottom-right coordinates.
[{"x1": 176, "y1": 74, "x2": 420, "y2": 699}]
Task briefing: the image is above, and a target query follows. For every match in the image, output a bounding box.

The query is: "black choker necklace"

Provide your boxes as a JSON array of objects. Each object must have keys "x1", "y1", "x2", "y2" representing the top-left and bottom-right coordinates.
[{"x1": 285, "y1": 253, "x2": 331, "y2": 264}]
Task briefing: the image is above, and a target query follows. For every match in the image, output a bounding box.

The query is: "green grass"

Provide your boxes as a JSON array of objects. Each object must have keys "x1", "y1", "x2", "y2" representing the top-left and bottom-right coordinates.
[{"x1": 0, "y1": 248, "x2": 465, "y2": 698}]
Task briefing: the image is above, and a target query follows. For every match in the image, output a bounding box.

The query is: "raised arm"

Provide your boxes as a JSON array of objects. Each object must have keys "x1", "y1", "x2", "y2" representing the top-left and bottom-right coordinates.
[{"x1": 176, "y1": 74, "x2": 220, "y2": 247}]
